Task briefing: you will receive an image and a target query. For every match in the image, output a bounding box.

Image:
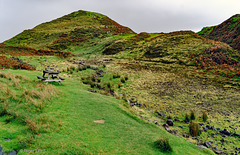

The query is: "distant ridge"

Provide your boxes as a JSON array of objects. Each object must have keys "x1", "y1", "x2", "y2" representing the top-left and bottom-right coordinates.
[{"x1": 198, "y1": 14, "x2": 240, "y2": 50}]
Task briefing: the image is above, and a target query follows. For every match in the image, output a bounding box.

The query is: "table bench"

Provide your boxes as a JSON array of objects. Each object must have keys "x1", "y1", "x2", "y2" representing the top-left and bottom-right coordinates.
[{"x1": 37, "y1": 70, "x2": 65, "y2": 85}]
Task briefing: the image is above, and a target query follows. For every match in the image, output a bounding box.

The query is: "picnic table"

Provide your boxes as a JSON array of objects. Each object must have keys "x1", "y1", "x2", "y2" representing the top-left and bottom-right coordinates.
[{"x1": 37, "y1": 70, "x2": 65, "y2": 85}]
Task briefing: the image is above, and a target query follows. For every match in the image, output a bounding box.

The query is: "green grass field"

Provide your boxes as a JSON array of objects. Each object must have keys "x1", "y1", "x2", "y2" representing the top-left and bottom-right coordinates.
[{"x1": 0, "y1": 69, "x2": 213, "y2": 154}]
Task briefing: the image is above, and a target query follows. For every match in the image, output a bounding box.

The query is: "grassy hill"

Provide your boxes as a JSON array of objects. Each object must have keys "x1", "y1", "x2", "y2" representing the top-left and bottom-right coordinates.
[
  {"x1": 1, "y1": 10, "x2": 240, "y2": 154},
  {"x1": 0, "y1": 70, "x2": 213, "y2": 154},
  {"x1": 198, "y1": 14, "x2": 240, "y2": 50}
]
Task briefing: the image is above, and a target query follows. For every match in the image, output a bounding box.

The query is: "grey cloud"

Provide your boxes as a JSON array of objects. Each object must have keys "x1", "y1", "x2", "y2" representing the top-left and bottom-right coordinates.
[{"x1": 0, "y1": 0, "x2": 240, "y2": 42}]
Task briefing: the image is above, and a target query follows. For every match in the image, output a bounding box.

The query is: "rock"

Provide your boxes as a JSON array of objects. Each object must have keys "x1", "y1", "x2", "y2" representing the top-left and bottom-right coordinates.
[
  {"x1": 229, "y1": 126, "x2": 236, "y2": 130},
  {"x1": 198, "y1": 123, "x2": 204, "y2": 126},
  {"x1": 206, "y1": 125, "x2": 215, "y2": 130},
  {"x1": 178, "y1": 125, "x2": 183, "y2": 128},
  {"x1": 136, "y1": 102, "x2": 142, "y2": 107},
  {"x1": 233, "y1": 133, "x2": 240, "y2": 138},
  {"x1": 157, "y1": 112, "x2": 166, "y2": 118},
  {"x1": 216, "y1": 128, "x2": 220, "y2": 131},
  {"x1": 220, "y1": 129, "x2": 231, "y2": 136},
  {"x1": 197, "y1": 145, "x2": 207, "y2": 150},
  {"x1": 221, "y1": 138, "x2": 225, "y2": 143},
  {"x1": 8, "y1": 150, "x2": 17, "y2": 155},
  {"x1": 166, "y1": 119, "x2": 173, "y2": 126},
  {"x1": 169, "y1": 130, "x2": 177, "y2": 135},
  {"x1": 214, "y1": 150, "x2": 223, "y2": 154},
  {"x1": 174, "y1": 117, "x2": 180, "y2": 122},
  {"x1": 163, "y1": 124, "x2": 170, "y2": 132},
  {"x1": 155, "y1": 122, "x2": 160, "y2": 126},
  {"x1": 202, "y1": 126, "x2": 207, "y2": 131},
  {"x1": 204, "y1": 141, "x2": 212, "y2": 148}
]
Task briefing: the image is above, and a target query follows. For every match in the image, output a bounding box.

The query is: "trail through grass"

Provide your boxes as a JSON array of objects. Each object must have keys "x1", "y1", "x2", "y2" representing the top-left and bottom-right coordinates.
[{"x1": 0, "y1": 70, "x2": 213, "y2": 154}]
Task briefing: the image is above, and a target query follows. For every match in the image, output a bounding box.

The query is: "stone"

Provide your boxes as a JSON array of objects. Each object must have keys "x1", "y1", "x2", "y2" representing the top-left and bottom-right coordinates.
[
  {"x1": 169, "y1": 130, "x2": 177, "y2": 135},
  {"x1": 229, "y1": 126, "x2": 236, "y2": 130},
  {"x1": 216, "y1": 128, "x2": 220, "y2": 131},
  {"x1": 214, "y1": 150, "x2": 223, "y2": 154},
  {"x1": 174, "y1": 117, "x2": 180, "y2": 122},
  {"x1": 166, "y1": 119, "x2": 173, "y2": 126},
  {"x1": 206, "y1": 125, "x2": 215, "y2": 130},
  {"x1": 204, "y1": 141, "x2": 212, "y2": 148},
  {"x1": 155, "y1": 122, "x2": 160, "y2": 126},
  {"x1": 157, "y1": 112, "x2": 166, "y2": 118},
  {"x1": 220, "y1": 129, "x2": 231, "y2": 136},
  {"x1": 198, "y1": 123, "x2": 204, "y2": 126},
  {"x1": 233, "y1": 133, "x2": 240, "y2": 138},
  {"x1": 197, "y1": 145, "x2": 207, "y2": 150},
  {"x1": 221, "y1": 138, "x2": 225, "y2": 143},
  {"x1": 8, "y1": 150, "x2": 17, "y2": 155},
  {"x1": 202, "y1": 126, "x2": 207, "y2": 131},
  {"x1": 178, "y1": 125, "x2": 183, "y2": 128}
]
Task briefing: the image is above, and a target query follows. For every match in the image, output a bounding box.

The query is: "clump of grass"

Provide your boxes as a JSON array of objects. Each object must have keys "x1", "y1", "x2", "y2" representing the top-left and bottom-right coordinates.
[
  {"x1": 202, "y1": 111, "x2": 208, "y2": 122},
  {"x1": 154, "y1": 138, "x2": 172, "y2": 152},
  {"x1": 189, "y1": 121, "x2": 200, "y2": 137},
  {"x1": 190, "y1": 110, "x2": 195, "y2": 120}
]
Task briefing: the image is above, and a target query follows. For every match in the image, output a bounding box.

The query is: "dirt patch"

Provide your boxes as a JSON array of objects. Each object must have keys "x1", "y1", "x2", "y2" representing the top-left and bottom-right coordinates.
[{"x1": 93, "y1": 120, "x2": 105, "y2": 124}]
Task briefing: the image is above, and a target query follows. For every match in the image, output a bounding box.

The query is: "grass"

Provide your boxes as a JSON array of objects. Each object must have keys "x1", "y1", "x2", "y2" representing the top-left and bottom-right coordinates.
[{"x1": 0, "y1": 69, "x2": 213, "y2": 154}]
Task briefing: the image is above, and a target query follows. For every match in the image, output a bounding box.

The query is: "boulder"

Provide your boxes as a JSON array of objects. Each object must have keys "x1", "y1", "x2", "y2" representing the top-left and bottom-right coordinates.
[
  {"x1": 204, "y1": 141, "x2": 212, "y2": 148},
  {"x1": 166, "y1": 119, "x2": 173, "y2": 126},
  {"x1": 233, "y1": 133, "x2": 240, "y2": 138},
  {"x1": 220, "y1": 129, "x2": 231, "y2": 136},
  {"x1": 214, "y1": 150, "x2": 223, "y2": 154},
  {"x1": 157, "y1": 112, "x2": 166, "y2": 118}
]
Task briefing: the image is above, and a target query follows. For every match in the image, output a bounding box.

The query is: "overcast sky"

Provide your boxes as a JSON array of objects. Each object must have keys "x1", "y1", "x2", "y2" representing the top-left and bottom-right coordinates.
[{"x1": 0, "y1": 0, "x2": 239, "y2": 42}]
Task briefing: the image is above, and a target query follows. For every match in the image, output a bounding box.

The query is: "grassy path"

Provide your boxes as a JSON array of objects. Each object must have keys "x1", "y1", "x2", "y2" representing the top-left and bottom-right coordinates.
[{"x1": 2, "y1": 70, "x2": 213, "y2": 154}]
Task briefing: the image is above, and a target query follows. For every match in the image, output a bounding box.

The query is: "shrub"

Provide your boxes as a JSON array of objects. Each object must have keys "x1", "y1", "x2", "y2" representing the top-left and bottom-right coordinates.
[
  {"x1": 185, "y1": 113, "x2": 190, "y2": 122},
  {"x1": 124, "y1": 76, "x2": 128, "y2": 81},
  {"x1": 190, "y1": 110, "x2": 195, "y2": 120},
  {"x1": 167, "y1": 115, "x2": 172, "y2": 119},
  {"x1": 154, "y1": 138, "x2": 172, "y2": 152},
  {"x1": 202, "y1": 111, "x2": 208, "y2": 122},
  {"x1": 120, "y1": 78, "x2": 125, "y2": 83},
  {"x1": 70, "y1": 66, "x2": 75, "y2": 71},
  {"x1": 189, "y1": 121, "x2": 200, "y2": 137},
  {"x1": 103, "y1": 64, "x2": 106, "y2": 68},
  {"x1": 118, "y1": 83, "x2": 122, "y2": 88}
]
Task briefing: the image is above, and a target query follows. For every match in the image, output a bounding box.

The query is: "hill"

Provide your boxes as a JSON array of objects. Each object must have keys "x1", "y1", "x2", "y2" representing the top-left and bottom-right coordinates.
[
  {"x1": 4, "y1": 10, "x2": 135, "y2": 50},
  {"x1": 1, "y1": 10, "x2": 240, "y2": 154},
  {"x1": 198, "y1": 14, "x2": 240, "y2": 50}
]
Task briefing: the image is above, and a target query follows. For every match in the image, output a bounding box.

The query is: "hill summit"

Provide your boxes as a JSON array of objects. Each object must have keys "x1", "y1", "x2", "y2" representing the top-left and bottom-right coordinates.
[
  {"x1": 4, "y1": 10, "x2": 135, "y2": 50},
  {"x1": 198, "y1": 14, "x2": 240, "y2": 50}
]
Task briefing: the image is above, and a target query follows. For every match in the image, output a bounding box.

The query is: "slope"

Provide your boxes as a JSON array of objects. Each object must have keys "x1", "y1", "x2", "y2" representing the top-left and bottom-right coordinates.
[
  {"x1": 0, "y1": 70, "x2": 213, "y2": 154},
  {"x1": 198, "y1": 14, "x2": 240, "y2": 50}
]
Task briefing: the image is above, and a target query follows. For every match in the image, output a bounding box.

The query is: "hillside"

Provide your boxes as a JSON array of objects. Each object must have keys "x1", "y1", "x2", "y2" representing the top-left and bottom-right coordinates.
[
  {"x1": 1, "y1": 10, "x2": 240, "y2": 154},
  {"x1": 198, "y1": 14, "x2": 240, "y2": 50},
  {"x1": 4, "y1": 10, "x2": 135, "y2": 50}
]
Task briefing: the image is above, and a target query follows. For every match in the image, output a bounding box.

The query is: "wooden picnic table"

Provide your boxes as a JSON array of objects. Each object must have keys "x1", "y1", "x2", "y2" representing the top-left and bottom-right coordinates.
[{"x1": 37, "y1": 70, "x2": 65, "y2": 85}]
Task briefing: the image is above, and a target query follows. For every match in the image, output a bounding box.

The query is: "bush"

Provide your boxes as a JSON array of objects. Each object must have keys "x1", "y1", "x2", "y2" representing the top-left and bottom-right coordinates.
[
  {"x1": 124, "y1": 76, "x2": 128, "y2": 81},
  {"x1": 202, "y1": 111, "x2": 208, "y2": 122},
  {"x1": 118, "y1": 83, "x2": 122, "y2": 88},
  {"x1": 190, "y1": 110, "x2": 195, "y2": 120},
  {"x1": 154, "y1": 138, "x2": 172, "y2": 152},
  {"x1": 189, "y1": 121, "x2": 200, "y2": 137},
  {"x1": 185, "y1": 113, "x2": 190, "y2": 122},
  {"x1": 120, "y1": 78, "x2": 126, "y2": 83}
]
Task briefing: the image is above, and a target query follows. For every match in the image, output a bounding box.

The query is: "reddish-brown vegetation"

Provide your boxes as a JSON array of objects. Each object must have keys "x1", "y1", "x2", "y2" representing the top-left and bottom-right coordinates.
[
  {"x1": 189, "y1": 46, "x2": 240, "y2": 79},
  {"x1": 0, "y1": 43, "x2": 73, "y2": 58},
  {"x1": 0, "y1": 56, "x2": 36, "y2": 70}
]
